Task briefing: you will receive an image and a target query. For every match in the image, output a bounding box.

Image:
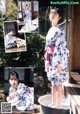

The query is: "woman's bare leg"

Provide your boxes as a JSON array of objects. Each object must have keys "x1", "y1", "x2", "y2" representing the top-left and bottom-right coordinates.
[
  {"x1": 52, "y1": 86, "x2": 58, "y2": 106},
  {"x1": 57, "y1": 84, "x2": 63, "y2": 107}
]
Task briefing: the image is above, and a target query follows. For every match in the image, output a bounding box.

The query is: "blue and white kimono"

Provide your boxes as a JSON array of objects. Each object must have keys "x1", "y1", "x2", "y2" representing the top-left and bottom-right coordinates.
[
  {"x1": 8, "y1": 83, "x2": 34, "y2": 111},
  {"x1": 45, "y1": 25, "x2": 69, "y2": 86},
  {"x1": 23, "y1": 9, "x2": 32, "y2": 22},
  {"x1": 5, "y1": 34, "x2": 17, "y2": 49}
]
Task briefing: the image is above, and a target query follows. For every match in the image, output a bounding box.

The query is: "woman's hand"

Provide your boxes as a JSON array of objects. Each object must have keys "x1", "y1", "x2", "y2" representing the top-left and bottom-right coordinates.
[
  {"x1": 56, "y1": 64, "x2": 61, "y2": 74},
  {"x1": 6, "y1": 96, "x2": 11, "y2": 101},
  {"x1": 9, "y1": 92, "x2": 16, "y2": 99},
  {"x1": 15, "y1": 39, "x2": 21, "y2": 44}
]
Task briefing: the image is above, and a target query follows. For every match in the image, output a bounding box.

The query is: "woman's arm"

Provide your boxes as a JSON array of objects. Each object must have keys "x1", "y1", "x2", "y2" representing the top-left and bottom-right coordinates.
[
  {"x1": 7, "y1": 87, "x2": 17, "y2": 101},
  {"x1": 6, "y1": 92, "x2": 17, "y2": 101},
  {"x1": 16, "y1": 83, "x2": 30, "y2": 96},
  {"x1": 29, "y1": 87, "x2": 34, "y2": 95}
]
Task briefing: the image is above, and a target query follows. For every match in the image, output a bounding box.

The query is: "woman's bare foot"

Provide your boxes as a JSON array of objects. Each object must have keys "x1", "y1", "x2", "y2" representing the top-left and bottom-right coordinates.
[{"x1": 48, "y1": 103, "x2": 58, "y2": 108}]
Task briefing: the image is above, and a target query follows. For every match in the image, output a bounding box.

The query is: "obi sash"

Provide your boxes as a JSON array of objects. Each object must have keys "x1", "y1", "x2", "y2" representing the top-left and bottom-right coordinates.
[{"x1": 44, "y1": 46, "x2": 55, "y2": 72}]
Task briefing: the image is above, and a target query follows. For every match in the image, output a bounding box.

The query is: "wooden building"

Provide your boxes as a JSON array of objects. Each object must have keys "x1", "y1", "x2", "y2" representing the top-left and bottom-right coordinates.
[
  {"x1": 57, "y1": 5, "x2": 80, "y2": 80},
  {"x1": 63, "y1": 5, "x2": 80, "y2": 114},
  {"x1": 70, "y1": 5, "x2": 80, "y2": 72}
]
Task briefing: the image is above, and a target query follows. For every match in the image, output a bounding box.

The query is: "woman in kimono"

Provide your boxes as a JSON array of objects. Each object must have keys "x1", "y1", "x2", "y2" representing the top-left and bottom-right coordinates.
[
  {"x1": 23, "y1": 4, "x2": 32, "y2": 23},
  {"x1": 5, "y1": 30, "x2": 17, "y2": 49},
  {"x1": 6, "y1": 71, "x2": 34, "y2": 111},
  {"x1": 5, "y1": 30, "x2": 26, "y2": 49},
  {"x1": 44, "y1": 7, "x2": 69, "y2": 108}
]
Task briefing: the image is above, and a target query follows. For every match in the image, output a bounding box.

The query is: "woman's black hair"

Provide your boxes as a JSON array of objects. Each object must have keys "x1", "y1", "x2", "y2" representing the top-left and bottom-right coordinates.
[
  {"x1": 8, "y1": 71, "x2": 19, "y2": 80},
  {"x1": 50, "y1": 7, "x2": 62, "y2": 17},
  {"x1": 26, "y1": 4, "x2": 28, "y2": 6},
  {"x1": 8, "y1": 29, "x2": 14, "y2": 33},
  {"x1": 50, "y1": 6, "x2": 64, "y2": 23}
]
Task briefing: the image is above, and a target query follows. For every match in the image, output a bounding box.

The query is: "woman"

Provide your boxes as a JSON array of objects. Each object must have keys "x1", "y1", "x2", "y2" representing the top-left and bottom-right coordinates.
[
  {"x1": 6, "y1": 71, "x2": 34, "y2": 111},
  {"x1": 5, "y1": 30, "x2": 17, "y2": 49},
  {"x1": 23, "y1": 4, "x2": 32, "y2": 23},
  {"x1": 44, "y1": 7, "x2": 69, "y2": 108}
]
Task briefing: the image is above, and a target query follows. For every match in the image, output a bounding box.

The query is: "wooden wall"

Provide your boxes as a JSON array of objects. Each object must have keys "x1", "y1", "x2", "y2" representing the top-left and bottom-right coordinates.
[{"x1": 71, "y1": 5, "x2": 80, "y2": 70}]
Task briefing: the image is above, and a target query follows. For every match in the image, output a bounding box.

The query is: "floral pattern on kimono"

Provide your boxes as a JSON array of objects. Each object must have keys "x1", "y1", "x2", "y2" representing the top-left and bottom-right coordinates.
[
  {"x1": 44, "y1": 25, "x2": 69, "y2": 86},
  {"x1": 9, "y1": 83, "x2": 34, "y2": 111}
]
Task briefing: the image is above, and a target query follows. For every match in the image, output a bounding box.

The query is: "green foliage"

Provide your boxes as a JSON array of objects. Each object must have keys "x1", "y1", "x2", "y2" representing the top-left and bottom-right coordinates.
[
  {"x1": 20, "y1": 33, "x2": 46, "y2": 76},
  {"x1": 0, "y1": 33, "x2": 46, "y2": 76},
  {"x1": 39, "y1": 6, "x2": 51, "y2": 34},
  {"x1": 0, "y1": 0, "x2": 18, "y2": 65},
  {"x1": 6, "y1": 0, "x2": 17, "y2": 20},
  {"x1": 0, "y1": 0, "x2": 17, "y2": 37},
  {"x1": 0, "y1": 13, "x2": 7, "y2": 38},
  {"x1": 0, "y1": 1, "x2": 49, "y2": 76}
]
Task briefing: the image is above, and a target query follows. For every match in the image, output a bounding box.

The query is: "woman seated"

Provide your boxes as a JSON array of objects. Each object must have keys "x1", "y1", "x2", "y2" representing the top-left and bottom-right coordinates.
[{"x1": 6, "y1": 71, "x2": 34, "y2": 111}]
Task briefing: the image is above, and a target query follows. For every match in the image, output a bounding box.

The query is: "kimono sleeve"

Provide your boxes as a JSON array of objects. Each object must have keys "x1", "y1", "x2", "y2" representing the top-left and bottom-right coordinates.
[
  {"x1": 8, "y1": 87, "x2": 14, "y2": 95},
  {"x1": 16, "y1": 83, "x2": 30, "y2": 96}
]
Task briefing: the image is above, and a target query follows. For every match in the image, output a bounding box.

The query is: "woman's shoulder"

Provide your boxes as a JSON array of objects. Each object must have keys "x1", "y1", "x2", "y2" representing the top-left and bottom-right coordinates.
[
  {"x1": 47, "y1": 26, "x2": 58, "y2": 35},
  {"x1": 46, "y1": 27, "x2": 58, "y2": 40},
  {"x1": 47, "y1": 26, "x2": 61, "y2": 36},
  {"x1": 57, "y1": 24, "x2": 64, "y2": 32},
  {"x1": 49, "y1": 25, "x2": 63, "y2": 33}
]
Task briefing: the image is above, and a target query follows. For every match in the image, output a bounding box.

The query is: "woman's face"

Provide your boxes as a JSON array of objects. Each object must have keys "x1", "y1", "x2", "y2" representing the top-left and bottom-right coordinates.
[
  {"x1": 49, "y1": 9, "x2": 61, "y2": 24},
  {"x1": 9, "y1": 31, "x2": 14, "y2": 36},
  {"x1": 9, "y1": 75, "x2": 18, "y2": 89}
]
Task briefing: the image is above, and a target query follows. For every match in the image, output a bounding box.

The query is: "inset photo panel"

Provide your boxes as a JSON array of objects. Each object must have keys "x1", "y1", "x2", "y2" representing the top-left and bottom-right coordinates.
[
  {"x1": 17, "y1": 0, "x2": 39, "y2": 33},
  {"x1": 3, "y1": 21, "x2": 27, "y2": 53},
  {"x1": 4, "y1": 67, "x2": 34, "y2": 113}
]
